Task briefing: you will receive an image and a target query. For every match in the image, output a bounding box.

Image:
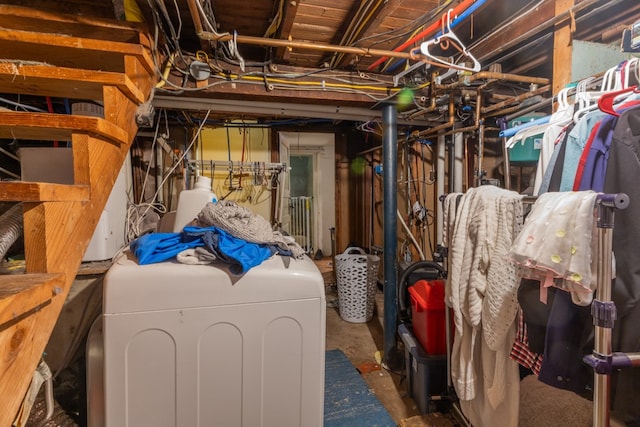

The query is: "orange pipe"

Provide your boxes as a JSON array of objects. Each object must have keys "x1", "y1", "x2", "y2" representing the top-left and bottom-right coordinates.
[{"x1": 367, "y1": 0, "x2": 477, "y2": 71}]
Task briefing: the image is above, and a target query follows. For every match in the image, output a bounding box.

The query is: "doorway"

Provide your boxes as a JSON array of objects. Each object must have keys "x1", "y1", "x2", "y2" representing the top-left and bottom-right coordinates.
[{"x1": 278, "y1": 132, "x2": 335, "y2": 257}]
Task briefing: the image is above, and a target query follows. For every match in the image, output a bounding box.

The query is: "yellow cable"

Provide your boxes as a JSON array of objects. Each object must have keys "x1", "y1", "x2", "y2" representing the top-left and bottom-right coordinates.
[
  {"x1": 215, "y1": 72, "x2": 410, "y2": 92},
  {"x1": 264, "y1": 0, "x2": 285, "y2": 37},
  {"x1": 155, "y1": 52, "x2": 177, "y2": 88},
  {"x1": 124, "y1": 0, "x2": 145, "y2": 22}
]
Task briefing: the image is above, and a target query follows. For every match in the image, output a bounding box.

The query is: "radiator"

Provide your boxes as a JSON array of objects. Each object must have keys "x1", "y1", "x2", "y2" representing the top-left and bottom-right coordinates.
[{"x1": 290, "y1": 196, "x2": 313, "y2": 253}]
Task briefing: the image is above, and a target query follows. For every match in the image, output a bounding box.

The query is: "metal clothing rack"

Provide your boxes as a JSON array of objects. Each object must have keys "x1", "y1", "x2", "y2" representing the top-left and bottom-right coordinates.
[
  {"x1": 583, "y1": 193, "x2": 640, "y2": 427},
  {"x1": 186, "y1": 160, "x2": 287, "y2": 191},
  {"x1": 439, "y1": 190, "x2": 637, "y2": 427}
]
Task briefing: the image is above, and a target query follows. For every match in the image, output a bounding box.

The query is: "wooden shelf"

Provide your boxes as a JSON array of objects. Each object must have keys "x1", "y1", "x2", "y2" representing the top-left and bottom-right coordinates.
[
  {"x1": 0, "y1": 112, "x2": 128, "y2": 146},
  {"x1": 0, "y1": 272, "x2": 64, "y2": 329},
  {"x1": 0, "y1": 182, "x2": 89, "y2": 202},
  {"x1": 0, "y1": 63, "x2": 145, "y2": 104}
]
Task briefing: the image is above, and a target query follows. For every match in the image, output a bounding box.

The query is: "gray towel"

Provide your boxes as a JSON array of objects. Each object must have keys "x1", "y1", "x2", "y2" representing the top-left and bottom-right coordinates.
[{"x1": 197, "y1": 200, "x2": 305, "y2": 259}]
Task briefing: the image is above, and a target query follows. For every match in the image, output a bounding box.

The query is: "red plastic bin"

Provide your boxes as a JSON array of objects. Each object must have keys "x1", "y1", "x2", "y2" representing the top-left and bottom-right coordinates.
[{"x1": 407, "y1": 279, "x2": 446, "y2": 355}]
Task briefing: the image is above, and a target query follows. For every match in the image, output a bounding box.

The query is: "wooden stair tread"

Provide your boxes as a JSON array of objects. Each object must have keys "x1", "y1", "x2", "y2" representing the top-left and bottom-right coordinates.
[
  {"x1": 0, "y1": 112, "x2": 128, "y2": 146},
  {"x1": 0, "y1": 5, "x2": 151, "y2": 49},
  {"x1": 0, "y1": 272, "x2": 64, "y2": 329},
  {"x1": 0, "y1": 182, "x2": 89, "y2": 202},
  {"x1": 0, "y1": 63, "x2": 145, "y2": 104},
  {"x1": 0, "y1": 8, "x2": 158, "y2": 425},
  {"x1": 0, "y1": 27, "x2": 155, "y2": 76}
]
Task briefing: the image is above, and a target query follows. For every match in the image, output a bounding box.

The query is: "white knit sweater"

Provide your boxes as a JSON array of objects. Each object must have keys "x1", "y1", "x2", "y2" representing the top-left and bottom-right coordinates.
[{"x1": 447, "y1": 185, "x2": 523, "y2": 427}]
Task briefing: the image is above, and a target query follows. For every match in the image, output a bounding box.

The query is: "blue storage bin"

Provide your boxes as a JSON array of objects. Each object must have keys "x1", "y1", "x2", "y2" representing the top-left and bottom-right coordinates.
[
  {"x1": 507, "y1": 113, "x2": 546, "y2": 163},
  {"x1": 509, "y1": 133, "x2": 543, "y2": 163}
]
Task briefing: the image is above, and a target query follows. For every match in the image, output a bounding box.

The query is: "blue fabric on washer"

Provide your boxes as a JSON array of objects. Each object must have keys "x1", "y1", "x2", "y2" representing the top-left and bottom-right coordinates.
[
  {"x1": 182, "y1": 226, "x2": 274, "y2": 274},
  {"x1": 130, "y1": 232, "x2": 201, "y2": 265},
  {"x1": 130, "y1": 226, "x2": 275, "y2": 274}
]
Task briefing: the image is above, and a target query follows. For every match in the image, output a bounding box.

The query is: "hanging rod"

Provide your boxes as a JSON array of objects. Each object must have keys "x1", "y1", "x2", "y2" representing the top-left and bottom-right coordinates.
[{"x1": 188, "y1": 159, "x2": 287, "y2": 173}]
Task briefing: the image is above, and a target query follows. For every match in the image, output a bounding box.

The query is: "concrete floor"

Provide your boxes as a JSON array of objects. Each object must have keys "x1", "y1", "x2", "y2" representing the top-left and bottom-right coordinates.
[{"x1": 317, "y1": 257, "x2": 458, "y2": 427}]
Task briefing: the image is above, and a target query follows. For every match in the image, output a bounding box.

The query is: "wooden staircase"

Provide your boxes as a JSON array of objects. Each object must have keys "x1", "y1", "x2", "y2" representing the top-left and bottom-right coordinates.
[{"x1": 0, "y1": 6, "x2": 157, "y2": 426}]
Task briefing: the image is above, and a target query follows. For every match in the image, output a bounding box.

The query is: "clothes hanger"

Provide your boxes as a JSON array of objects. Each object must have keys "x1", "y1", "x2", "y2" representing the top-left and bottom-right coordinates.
[
  {"x1": 597, "y1": 85, "x2": 639, "y2": 117},
  {"x1": 622, "y1": 57, "x2": 639, "y2": 89},
  {"x1": 572, "y1": 76, "x2": 603, "y2": 123},
  {"x1": 417, "y1": 9, "x2": 481, "y2": 73}
]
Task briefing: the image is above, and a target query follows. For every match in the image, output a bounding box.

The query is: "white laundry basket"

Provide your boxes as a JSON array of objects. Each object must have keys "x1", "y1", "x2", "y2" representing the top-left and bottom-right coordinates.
[{"x1": 335, "y1": 247, "x2": 380, "y2": 323}]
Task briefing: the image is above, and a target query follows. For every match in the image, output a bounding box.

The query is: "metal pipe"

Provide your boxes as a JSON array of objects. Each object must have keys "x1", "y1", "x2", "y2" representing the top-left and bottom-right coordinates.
[
  {"x1": 454, "y1": 132, "x2": 464, "y2": 193},
  {"x1": 417, "y1": 97, "x2": 456, "y2": 137},
  {"x1": 447, "y1": 134, "x2": 455, "y2": 192},
  {"x1": 408, "y1": 90, "x2": 440, "y2": 120},
  {"x1": 436, "y1": 134, "x2": 445, "y2": 244},
  {"x1": 503, "y1": 136, "x2": 511, "y2": 190},
  {"x1": 200, "y1": 31, "x2": 422, "y2": 61},
  {"x1": 436, "y1": 71, "x2": 549, "y2": 90},
  {"x1": 481, "y1": 85, "x2": 551, "y2": 114},
  {"x1": 593, "y1": 224, "x2": 614, "y2": 427},
  {"x1": 419, "y1": 86, "x2": 483, "y2": 138},
  {"x1": 186, "y1": 0, "x2": 204, "y2": 35},
  {"x1": 187, "y1": 0, "x2": 422, "y2": 61},
  {"x1": 382, "y1": 102, "x2": 400, "y2": 369},
  {"x1": 477, "y1": 120, "x2": 485, "y2": 186}
]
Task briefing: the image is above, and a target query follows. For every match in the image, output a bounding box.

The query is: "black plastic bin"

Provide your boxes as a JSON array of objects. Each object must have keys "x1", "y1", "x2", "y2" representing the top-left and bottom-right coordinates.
[{"x1": 398, "y1": 323, "x2": 448, "y2": 414}]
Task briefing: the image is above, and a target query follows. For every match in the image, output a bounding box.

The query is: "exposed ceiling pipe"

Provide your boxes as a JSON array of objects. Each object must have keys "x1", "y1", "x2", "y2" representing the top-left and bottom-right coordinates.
[
  {"x1": 199, "y1": 32, "x2": 421, "y2": 62},
  {"x1": 481, "y1": 84, "x2": 551, "y2": 114},
  {"x1": 416, "y1": 96, "x2": 456, "y2": 137},
  {"x1": 435, "y1": 71, "x2": 549, "y2": 90},
  {"x1": 418, "y1": 87, "x2": 485, "y2": 138},
  {"x1": 186, "y1": 0, "x2": 421, "y2": 62}
]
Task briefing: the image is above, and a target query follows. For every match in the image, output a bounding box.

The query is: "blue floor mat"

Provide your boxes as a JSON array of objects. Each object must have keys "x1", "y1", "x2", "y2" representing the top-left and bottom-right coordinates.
[{"x1": 324, "y1": 349, "x2": 396, "y2": 427}]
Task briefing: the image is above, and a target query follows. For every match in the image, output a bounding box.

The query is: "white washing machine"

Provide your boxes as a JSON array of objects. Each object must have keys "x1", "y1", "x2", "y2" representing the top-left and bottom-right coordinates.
[{"x1": 87, "y1": 250, "x2": 326, "y2": 427}]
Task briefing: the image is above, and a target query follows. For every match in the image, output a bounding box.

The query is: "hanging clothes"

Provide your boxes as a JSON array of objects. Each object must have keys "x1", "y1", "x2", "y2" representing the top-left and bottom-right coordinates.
[
  {"x1": 602, "y1": 104, "x2": 640, "y2": 422},
  {"x1": 509, "y1": 191, "x2": 599, "y2": 306},
  {"x1": 446, "y1": 185, "x2": 524, "y2": 427}
]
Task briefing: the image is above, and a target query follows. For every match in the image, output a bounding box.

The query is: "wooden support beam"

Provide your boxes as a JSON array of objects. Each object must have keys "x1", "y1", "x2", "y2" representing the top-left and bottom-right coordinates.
[
  {"x1": 275, "y1": 0, "x2": 300, "y2": 61},
  {"x1": 163, "y1": 63, "x2": 395, "y2": 107},
  {"x1": 0, "y1": 290, "x2": 61, "y2": 426},
  {"x1": 553, "y1": 0, "x2": 575, "y2": 94},
  {"x1": 335, "y1": 0, "x2": 413, "y2": 69},
  {"x1": 472, "y1": 1, "x2": 556, "y2": 63}
]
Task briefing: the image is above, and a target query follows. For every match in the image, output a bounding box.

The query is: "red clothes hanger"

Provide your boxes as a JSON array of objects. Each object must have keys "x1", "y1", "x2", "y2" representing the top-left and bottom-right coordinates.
[{"x1": 597, "y1": 85, "x2": 639, "y2": 117}]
